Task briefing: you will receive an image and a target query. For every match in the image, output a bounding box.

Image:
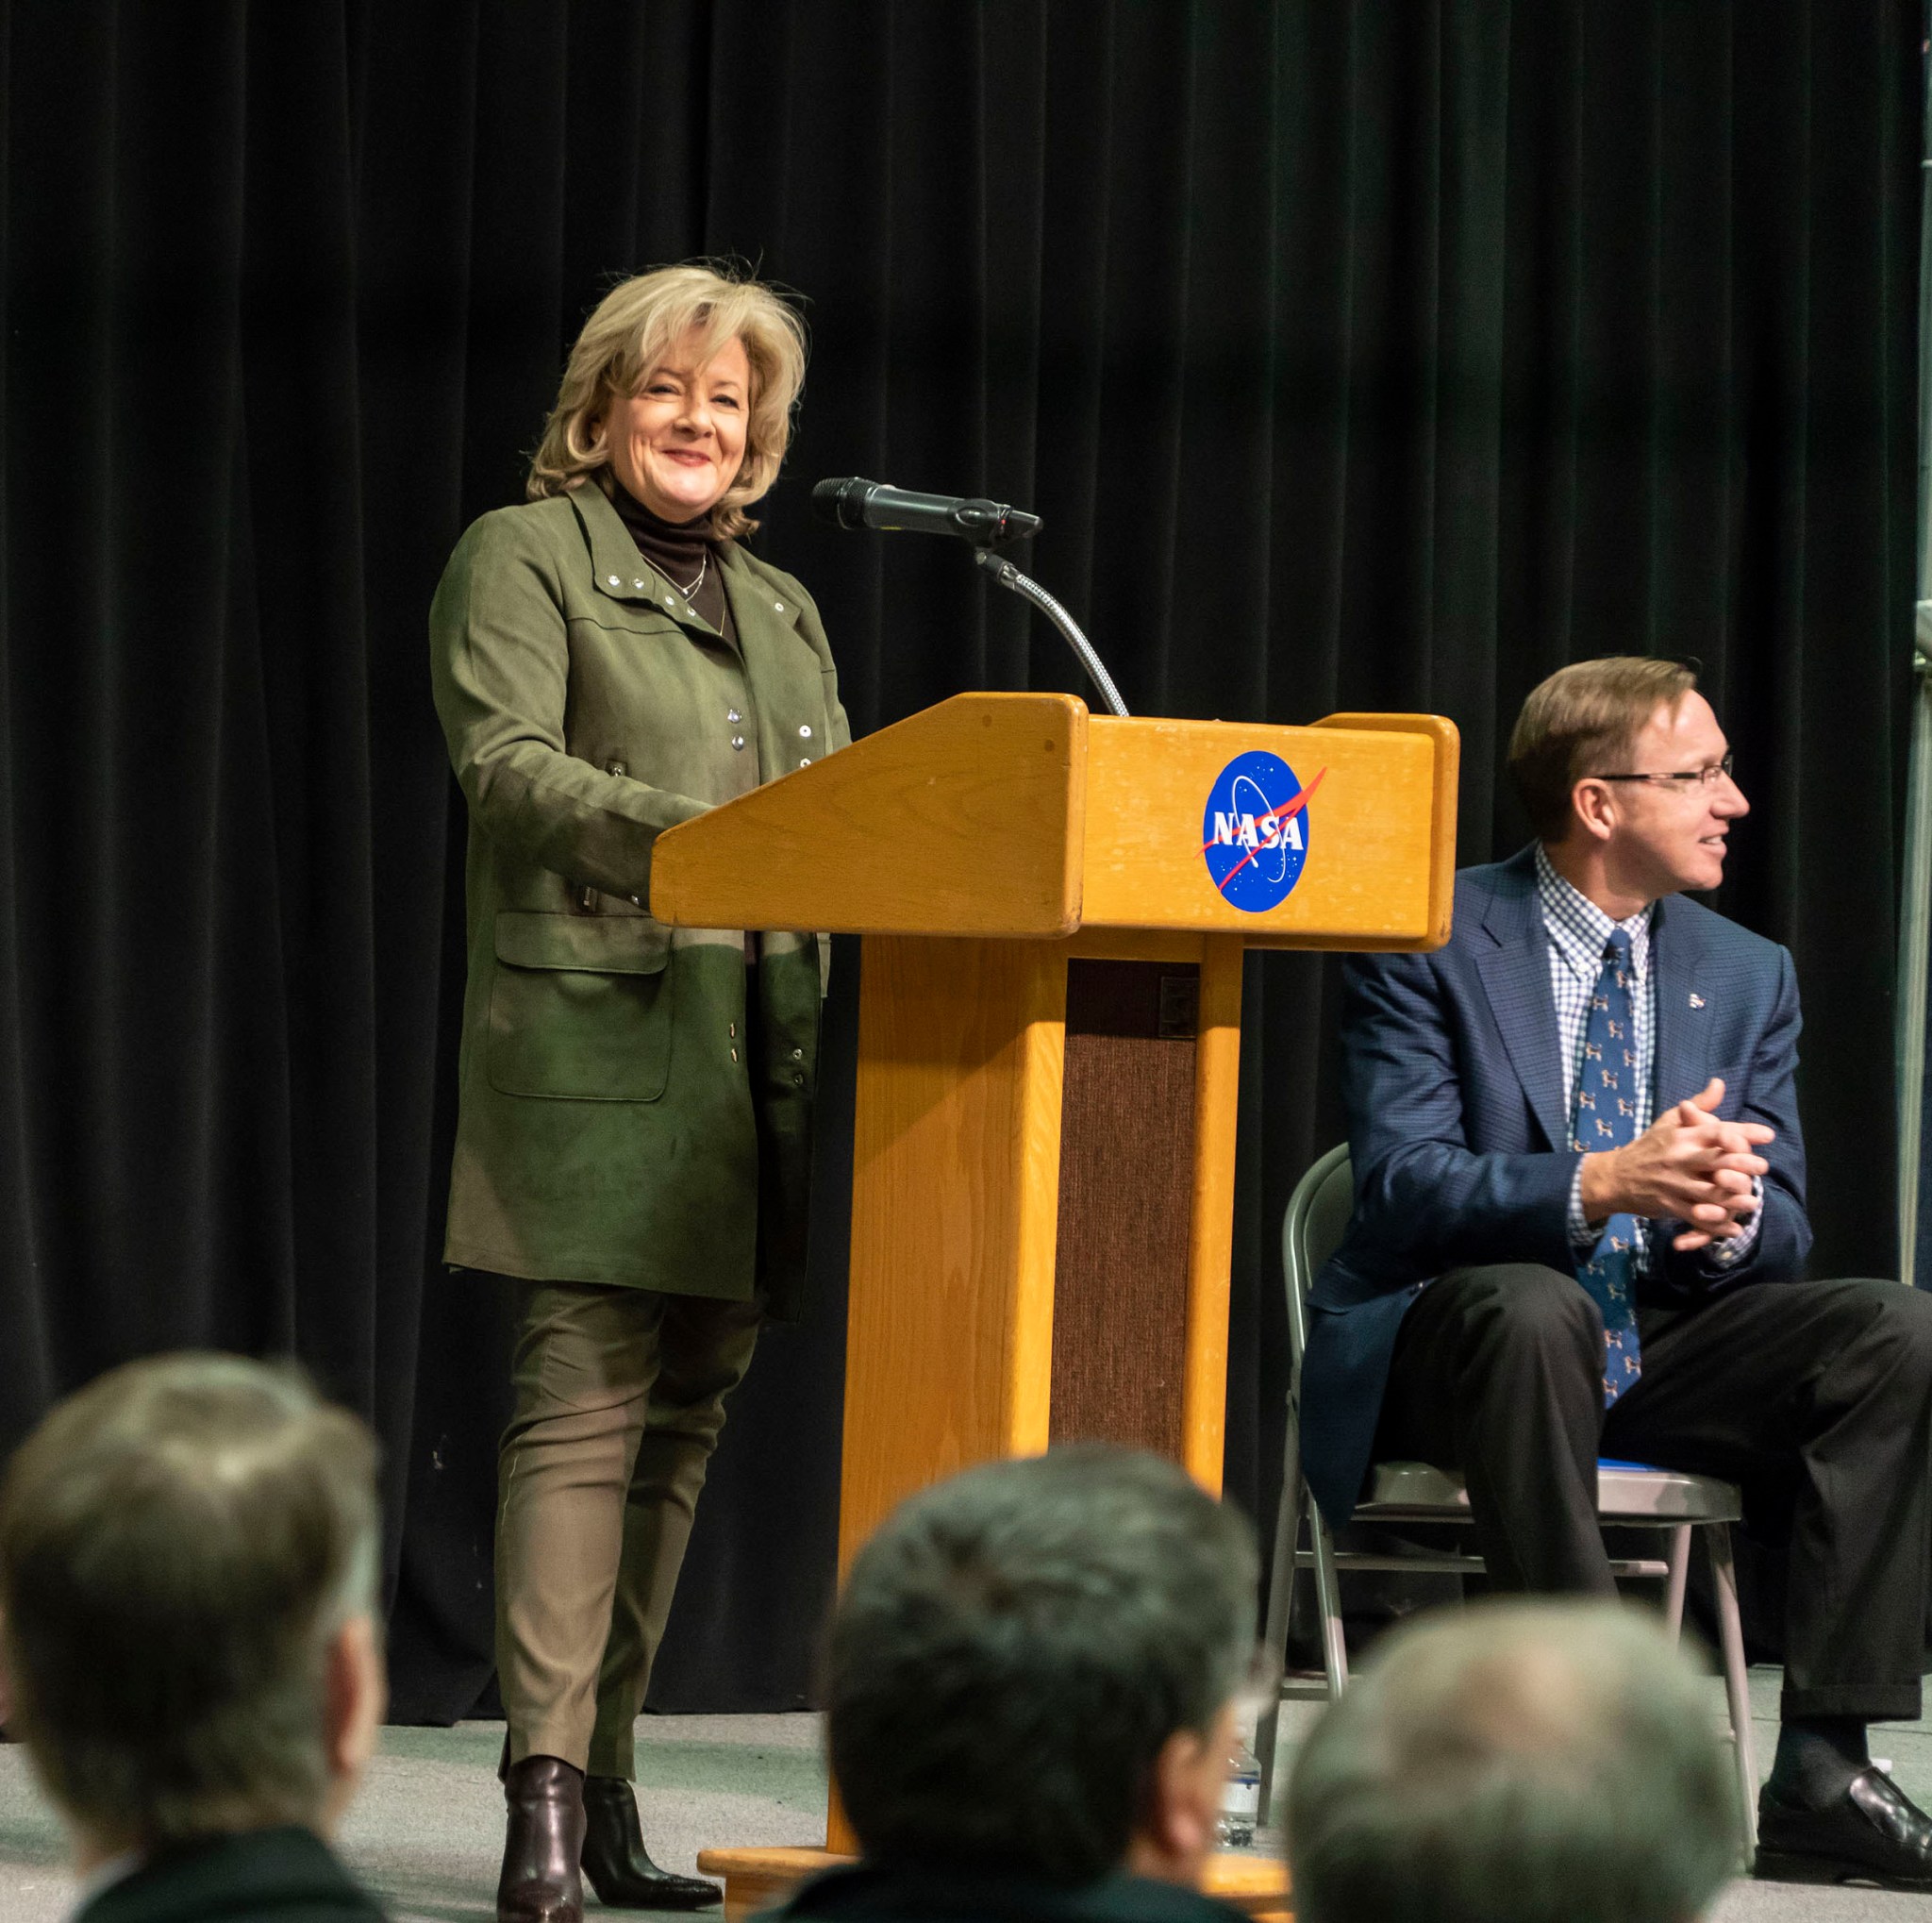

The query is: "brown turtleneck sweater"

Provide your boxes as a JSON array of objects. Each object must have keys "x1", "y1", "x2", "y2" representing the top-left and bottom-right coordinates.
[{"x1": 606, "y1": 477, "x2": 733, "y2": 640}]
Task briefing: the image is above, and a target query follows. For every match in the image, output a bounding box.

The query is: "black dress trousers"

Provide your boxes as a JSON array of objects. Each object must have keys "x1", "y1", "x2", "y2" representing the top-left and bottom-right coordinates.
[{"x1": 1374, "y1": 1265, "x2": 1932, "y2": 1720}]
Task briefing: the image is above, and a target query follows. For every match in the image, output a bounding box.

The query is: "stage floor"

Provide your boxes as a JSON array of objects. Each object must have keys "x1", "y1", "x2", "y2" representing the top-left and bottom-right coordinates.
[{"x1": 1, "y1": 1676, "x2": 1929, "y2": 1920}]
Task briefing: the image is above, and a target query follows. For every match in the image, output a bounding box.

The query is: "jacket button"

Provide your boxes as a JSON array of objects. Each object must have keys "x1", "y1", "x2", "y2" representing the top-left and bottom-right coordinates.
[
  {"x1": 731, "y1": 1047, "x2": 740, "y2": 1063},
  {"x1": 607, "y1": 575, "x2": 621, "y2": 587},
  {"x1": 630, "y1": 895, "x2": 642, "y2": 907},
  {"x1": 632, "y1": 577, "x2": 647, "y2": 591},
  {"x1": 732, "y1": 735, "x2": 746, "y2": 751},
  {"x1": 799, "y1": 724, "x2": 812, "y2": 738},
  {"x1": 663, "y1": 594, "x2": 675, "y2": 607},
  {"x1": 727, "y1": 708, "x2": 741, "y2": 723},
  {"x1": 728, "y1": 1022, "x2": 737, "y2": 1039},
  {"x1": 774, "y1": 600, "x2": 784, "y2": 611},
  {"x1": 791, "y1": 1046, "x2": 803, "y2": 1060},
  {"x1": 799, "y1": 757, "x2": 810, "y2": 767},
  {"x1": 792, "y1": 1071, "x2": 806, "y2": 1087}
]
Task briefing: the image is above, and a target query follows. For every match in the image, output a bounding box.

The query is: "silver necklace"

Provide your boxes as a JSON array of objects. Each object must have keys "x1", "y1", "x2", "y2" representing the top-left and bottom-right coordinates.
[{"x1": 674, "y1": 550, "x2": 708, "y2": 601}]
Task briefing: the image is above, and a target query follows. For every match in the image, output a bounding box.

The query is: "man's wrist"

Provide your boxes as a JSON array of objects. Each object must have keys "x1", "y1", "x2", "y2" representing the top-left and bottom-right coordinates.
[
  {"x1": 1576, "y1": 1150, "x2": 1619, "y2": 1226},
  {"x1": 1565, "y1": 1161, "x2": 1596, "y2": 1256}
]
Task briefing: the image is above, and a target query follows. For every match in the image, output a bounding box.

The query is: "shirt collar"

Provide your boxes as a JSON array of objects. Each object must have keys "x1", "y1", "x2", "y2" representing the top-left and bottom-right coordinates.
[{"x1": 1534, "y1": 842, "x2": 1653, "y2": 981}]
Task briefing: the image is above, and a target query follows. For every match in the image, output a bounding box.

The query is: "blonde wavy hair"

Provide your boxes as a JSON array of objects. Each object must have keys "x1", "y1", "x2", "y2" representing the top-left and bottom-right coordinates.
[{"x1": 528, "y1": 262, "x2": 808, "y2": 539}]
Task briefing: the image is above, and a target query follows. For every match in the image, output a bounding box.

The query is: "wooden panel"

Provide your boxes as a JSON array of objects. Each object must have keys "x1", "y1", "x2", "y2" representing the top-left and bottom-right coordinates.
[
  {"x1": 1181, "y1": 936, "x2": 1244, "y2": 1490},
  {"x1": 1048, "y1": 961, "x2": 1198, "y2": 1458},
  {"x1": 695, "y1": 1848, "x2": 1291, "y2": 1923},
  {"x1": 654, "y1": 693, "x2": 1456, "y2": 950},
  {"x1": 836, "y1": 934, "x2": 1068, "y2": 1575},
  {"x1": 1314, "y1": 711, "x2": 1459, "y2": 948},
  {"x1": 651, "y1": 693, "x2": 1088, "y2": 937},
  {"x1": 825, "y1": 1782, "x2": 855, "y2": 1859},
  {"x1": 695, "y1": 1848, "x2": 838, "y2": 1923},
  {"x1": 1078, "y1": 713, "x2": 1454, "y2": 946}
]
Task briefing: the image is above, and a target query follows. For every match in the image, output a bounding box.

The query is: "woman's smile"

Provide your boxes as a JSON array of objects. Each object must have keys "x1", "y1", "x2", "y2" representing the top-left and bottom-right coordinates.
[{"x1": 605, "y1": 330, "x2": 750, "y2": 523}]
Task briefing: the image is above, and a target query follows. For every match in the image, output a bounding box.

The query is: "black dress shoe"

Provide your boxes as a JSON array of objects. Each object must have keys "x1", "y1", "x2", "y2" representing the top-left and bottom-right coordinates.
[
  {"x1": 581, "y1": 1775, "x2": 721, "y2": 1910},
  {"x1": 499, "y1": 1755, "x2": 588, "y2": 1923},
  {"x1": 1757, "y1": 1765, "x2": 1932, "y2": 1888}
]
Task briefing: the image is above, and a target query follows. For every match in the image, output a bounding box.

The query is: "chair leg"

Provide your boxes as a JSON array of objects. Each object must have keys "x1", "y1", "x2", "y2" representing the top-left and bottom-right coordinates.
[
  {"x1": 1706, "y1": 1523, "x2": 1759, "y2": 1860},
  {"x1": 1663, "y1": 1523, "x2": 1691, "y2": 1642},
  {"x1": 1308, "y1": 1491, "x2": 1349, "y2": 1698},
  {"x1": 1256, "y1": 1420, "x2": 1303, "y2": 1822}
]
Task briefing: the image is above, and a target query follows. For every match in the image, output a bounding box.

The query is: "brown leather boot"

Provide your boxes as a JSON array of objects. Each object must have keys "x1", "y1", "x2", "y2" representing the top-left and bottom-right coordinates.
[
  {"x1": 498, "y1": 1754, "x2": 587, "y2": 1923},
  {"x1": 581, "y1": 1775, "x2": 721, "y2": 1909}
]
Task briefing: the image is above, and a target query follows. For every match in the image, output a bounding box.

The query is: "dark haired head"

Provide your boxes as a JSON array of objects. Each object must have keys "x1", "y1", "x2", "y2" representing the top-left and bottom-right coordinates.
[{"x1": 826, "y1": 1446, "x2": 1257, "y2": 1884}]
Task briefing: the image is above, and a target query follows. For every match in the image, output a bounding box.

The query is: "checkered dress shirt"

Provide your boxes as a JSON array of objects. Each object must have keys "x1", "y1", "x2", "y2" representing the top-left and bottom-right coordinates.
[{"x1": 1535, "y1": 845, "x2": 1758, "y2": 1272}]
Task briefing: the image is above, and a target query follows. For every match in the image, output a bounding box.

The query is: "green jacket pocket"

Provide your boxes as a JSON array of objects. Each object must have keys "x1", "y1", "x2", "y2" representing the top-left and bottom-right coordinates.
[{"x1": 487, "y1": 911, "x2": 674, "y2": 1102}]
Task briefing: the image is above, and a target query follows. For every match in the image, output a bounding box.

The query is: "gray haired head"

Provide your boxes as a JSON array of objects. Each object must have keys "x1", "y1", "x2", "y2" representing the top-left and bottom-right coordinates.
[
  {"x1": 0, "y1": 1352, "x2": 380, "y2": 1848},
  {"x1": 826, "y1": 1445, "x2": 1257, "y2": 1884},
  {"x1": 1286, "y1": 1599, "x2": 1738, "y2": 1923}
]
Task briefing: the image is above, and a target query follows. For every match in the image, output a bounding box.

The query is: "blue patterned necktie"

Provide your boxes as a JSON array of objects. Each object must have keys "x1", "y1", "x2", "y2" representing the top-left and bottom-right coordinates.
[{"x1": 1572, "y1": 929, "x2": 1642, "y2": 1404}]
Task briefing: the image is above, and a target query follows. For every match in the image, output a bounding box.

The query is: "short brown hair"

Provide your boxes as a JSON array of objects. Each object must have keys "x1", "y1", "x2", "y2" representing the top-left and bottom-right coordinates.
[
  {"x1": 0, "y1": 1353, "x2": 379, "y2": 1848},
  {"x1": 1507, "y1": 657, "x2": 1699, "y2": 840},
  {"x1": 527, "y1": 261, "x2": 808, "y2": 540}
]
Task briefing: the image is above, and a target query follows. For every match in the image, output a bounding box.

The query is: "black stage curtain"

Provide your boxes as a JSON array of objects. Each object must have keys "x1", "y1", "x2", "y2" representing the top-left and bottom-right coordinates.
[{"x1": 0, "y1": 2, "x2": 1917, "y2": 1715}]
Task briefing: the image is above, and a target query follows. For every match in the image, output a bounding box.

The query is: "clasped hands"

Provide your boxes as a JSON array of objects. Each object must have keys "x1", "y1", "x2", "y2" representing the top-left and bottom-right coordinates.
[{"x1": 1577, "y1": 1077, "x2": 1773, "y2": 1253}]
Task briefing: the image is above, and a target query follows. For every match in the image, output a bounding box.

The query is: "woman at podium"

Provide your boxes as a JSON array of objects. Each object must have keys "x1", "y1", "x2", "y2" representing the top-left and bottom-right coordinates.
[{"x1": 427, "y1": 262, "x2": 850, "y2": 1923}]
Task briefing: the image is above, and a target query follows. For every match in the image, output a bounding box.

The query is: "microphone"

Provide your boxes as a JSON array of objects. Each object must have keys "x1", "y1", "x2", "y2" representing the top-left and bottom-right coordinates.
[{"x1": 812, "y1": 477, "x2": 1041, "y2": 548}]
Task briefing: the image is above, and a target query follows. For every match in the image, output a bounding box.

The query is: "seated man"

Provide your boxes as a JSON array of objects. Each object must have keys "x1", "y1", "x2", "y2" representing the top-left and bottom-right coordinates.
[
  {"x1": 773, "y1": 1446, "x2": 1258, "y2": 1923},
  {"x1": 1285, "y1": 1599, "x2": 1738, "y2": 1923},
  {"x1": 0, "y1": 1352, "x2": 389, "y2": 1923},
  {"x1": 1299, "y1": 656, "x2": 1932, "y2": 1889}
]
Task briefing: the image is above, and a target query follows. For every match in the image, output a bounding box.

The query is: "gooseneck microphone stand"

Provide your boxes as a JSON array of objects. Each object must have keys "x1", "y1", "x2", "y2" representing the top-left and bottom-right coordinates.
[
  {"x1": 810, "y1": 476, "x2": 1130, "y2": 719},
  {"x1": 973, "y1": 548, "x2": 1130, "y2": 719}
]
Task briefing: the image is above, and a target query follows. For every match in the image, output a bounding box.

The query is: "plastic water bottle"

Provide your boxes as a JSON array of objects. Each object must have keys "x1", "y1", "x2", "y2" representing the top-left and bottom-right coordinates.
[{"x1": 1217, "y1": 1732, "x2": 1261, "y2": 1849}]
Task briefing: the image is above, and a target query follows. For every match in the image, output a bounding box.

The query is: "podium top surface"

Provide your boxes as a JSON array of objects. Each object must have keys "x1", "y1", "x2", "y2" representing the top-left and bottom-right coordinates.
[{"x1": 649, "y1": 692, "x2": 1457, "y2": 950}]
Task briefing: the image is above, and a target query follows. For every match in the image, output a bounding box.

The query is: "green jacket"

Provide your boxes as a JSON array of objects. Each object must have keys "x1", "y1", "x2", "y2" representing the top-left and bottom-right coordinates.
[{"x1": 429, "y1": 481, "x2": 850, "y2": 1312}]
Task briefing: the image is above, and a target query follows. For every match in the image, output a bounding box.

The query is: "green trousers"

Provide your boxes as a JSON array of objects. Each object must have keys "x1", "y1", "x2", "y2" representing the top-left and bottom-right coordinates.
[{"x1": 495, "y1": 1279, "x2": 761, "y2": 1778}]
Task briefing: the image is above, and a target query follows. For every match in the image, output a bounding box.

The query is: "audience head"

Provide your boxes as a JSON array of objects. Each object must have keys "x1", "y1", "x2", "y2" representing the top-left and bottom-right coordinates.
[
  {"x1": 826, "y1": 1445, "x2": 1258, "y2": 1888},
  {"x1": 0, "y1": 1353, "x2": 385, "y2": 1864},
  {"x1": 1286, "y1": 1599, "x2": 1737, "y2": 1923}
]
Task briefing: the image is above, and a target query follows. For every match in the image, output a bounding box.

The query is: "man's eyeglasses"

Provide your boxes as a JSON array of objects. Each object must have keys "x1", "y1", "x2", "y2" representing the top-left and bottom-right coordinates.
[{"x1": 1591, "y1": 753, "x2": 1735, "y2": 791}]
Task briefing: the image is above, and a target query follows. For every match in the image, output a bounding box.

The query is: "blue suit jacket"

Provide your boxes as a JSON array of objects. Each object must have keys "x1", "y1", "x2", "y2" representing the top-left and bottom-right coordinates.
[{"x1": 1299, "y1": 845, "x2": 1812, "y2": 1526}]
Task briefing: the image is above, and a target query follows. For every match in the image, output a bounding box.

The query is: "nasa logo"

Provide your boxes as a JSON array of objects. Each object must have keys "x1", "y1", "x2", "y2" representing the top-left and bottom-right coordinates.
[{"x1": 1201, "y1": 751, "x2": 1325, "y2": 911}]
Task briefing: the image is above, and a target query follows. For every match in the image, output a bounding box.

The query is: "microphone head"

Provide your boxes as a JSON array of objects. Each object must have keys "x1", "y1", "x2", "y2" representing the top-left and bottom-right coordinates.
[
  {"x1": 811, "y1": 477, "x2": 875, "y2": 530},
  {"x1": 810, "y1": 477, "x2": 1040, "y2": 545}
]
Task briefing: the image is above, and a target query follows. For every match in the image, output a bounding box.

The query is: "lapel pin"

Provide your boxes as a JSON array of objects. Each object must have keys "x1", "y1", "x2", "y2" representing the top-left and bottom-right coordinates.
[{"x1": 1689, "y1": 994, "x2": 1705, "y2": 1010}]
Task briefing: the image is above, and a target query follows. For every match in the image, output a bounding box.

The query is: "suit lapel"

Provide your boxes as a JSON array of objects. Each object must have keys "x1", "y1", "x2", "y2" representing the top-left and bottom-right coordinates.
[
  {"x1": 1474, "y1": 854, "x2": 1572, "y2": 1151},
  {"x1": 1649, "y1": 895, "x2": 1710, "y2": 1112}
]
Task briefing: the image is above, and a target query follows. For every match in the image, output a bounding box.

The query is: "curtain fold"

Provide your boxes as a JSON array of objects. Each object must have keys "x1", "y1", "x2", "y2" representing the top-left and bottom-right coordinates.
[{"x1": 0, "y1": 0, "x2": 1916, "y2": 1714}]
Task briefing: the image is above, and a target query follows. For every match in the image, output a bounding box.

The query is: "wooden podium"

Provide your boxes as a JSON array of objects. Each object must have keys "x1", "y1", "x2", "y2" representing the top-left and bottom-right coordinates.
[{"x1": 650, "y1": 693, "x2": 1457, "y2": 1918}]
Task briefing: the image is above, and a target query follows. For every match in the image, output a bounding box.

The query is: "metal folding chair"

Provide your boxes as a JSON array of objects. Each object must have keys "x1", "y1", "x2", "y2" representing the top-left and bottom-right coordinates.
[{"x1": 1257, "y1": 1143, "x2": 1759, "y2": 1855}]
